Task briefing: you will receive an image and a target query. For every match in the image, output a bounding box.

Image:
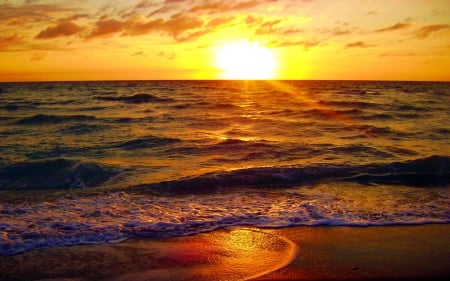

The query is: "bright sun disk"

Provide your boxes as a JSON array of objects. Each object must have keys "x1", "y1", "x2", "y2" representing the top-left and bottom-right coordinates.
[{"x1": 216, "y1": 41, "x2": 277, "y2": 80}]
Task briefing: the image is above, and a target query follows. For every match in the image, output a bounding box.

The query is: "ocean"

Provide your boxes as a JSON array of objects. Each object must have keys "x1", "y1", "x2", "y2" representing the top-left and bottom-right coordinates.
[{"x1": 0, "y1": 80, "x2": 449, "y2": 256}]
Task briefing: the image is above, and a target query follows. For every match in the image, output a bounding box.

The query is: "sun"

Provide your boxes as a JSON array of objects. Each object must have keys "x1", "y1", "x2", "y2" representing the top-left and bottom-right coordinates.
[{"x1": 215, "y1": 41, "x2": 277, "y2": 80}]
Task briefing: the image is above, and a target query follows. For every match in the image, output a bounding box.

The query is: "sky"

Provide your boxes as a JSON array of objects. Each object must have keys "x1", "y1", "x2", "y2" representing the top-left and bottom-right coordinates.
[{"x1": 0, "y1": 0, "x2": 449, "y2": 81}]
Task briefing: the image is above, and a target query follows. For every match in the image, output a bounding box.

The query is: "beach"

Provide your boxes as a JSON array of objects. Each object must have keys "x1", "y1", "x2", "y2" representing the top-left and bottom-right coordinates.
[
  {"x1": 0, "y1": 81, "x2": 449, "y2": 279},
  {"x1": 1, "y1": 224, "x2": 449, "y2": 281}
]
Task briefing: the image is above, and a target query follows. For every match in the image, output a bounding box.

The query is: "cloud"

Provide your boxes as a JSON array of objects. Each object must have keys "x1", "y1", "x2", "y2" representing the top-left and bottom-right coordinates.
[
  {"x1": 35, "y1": 21, "x2": 82, "y2": 39},
  {"x1": 164, "y1": 13, "x2": 204, "y2": 38},
  {"x1": 432, "y1": 9, "x2": 447, "y2": 16},
  {"x1": 380, "y1": 51, "x2": 416, "y2": 57},
  {"x1": 131, "y1": 51, "x2": 144, "y2": 56},
  {"x1": 122, "y1": 18, "x2": 164, "y2": 36},
  {"x1": 269, "y1": 39, "x2": 320, "y2": 50},
  {"x1": 320, "y1": 27, "x2": 352, "y2": 36},
  {"x1": 134, "y1": 0, "x2": 156, "y2": 9},
  {"x1": 331, "y1": 28, "x2": 351, "y2": 36},
  {"x1": 0, "y1": 3, "x2": 74, "y2": 26},
  {"x1": 0, "y1": 34, "x2": 23, "y2": 50},
  {"x1": 345, "y1": 41, "x2": 375, "y2": 48},
  {"x1": 88, "y1": 18, "x2": 125, "y2": 38},
  {"x1": 30, "y1": 52, "x2": 46, "y2": 61},
  {"x1": 255, "y1": 19, "x2": 281, "y2": 35},
  {"x1": 374, "y1": 22, "x2": 411, "y2": 33},
  {"x1": 87, "y1": 13, "x2": 207, "y2": 42},
  {"x1": 189, "y1": 0, "x2": 277, "y2": 14},
  {"x1": 414, "y1": 24, "x2": 450, "y2": 39},
  {"x1": 280, "y1": 28, "x2": 303, "y2": 35},
  {"x1": 158, "y1": 51, "x2": 176, "y2": 60},
  {"x1": 174, "y1": 29, "x2": 210, "y2": 42},
  {"x1": 206, "y1": 16, "x2": 234, "y2": 28}
]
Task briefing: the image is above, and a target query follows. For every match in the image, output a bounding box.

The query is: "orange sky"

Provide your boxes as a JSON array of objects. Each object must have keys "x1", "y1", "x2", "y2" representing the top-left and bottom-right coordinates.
[{"x1": 1, "y1": 0, "x2": 449, "y2": 81}]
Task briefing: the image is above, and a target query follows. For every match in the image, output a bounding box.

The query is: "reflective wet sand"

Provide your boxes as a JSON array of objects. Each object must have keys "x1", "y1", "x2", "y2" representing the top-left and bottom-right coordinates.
[{"x1": 0, "y1": 225, "x2": 449, "y2": 281}]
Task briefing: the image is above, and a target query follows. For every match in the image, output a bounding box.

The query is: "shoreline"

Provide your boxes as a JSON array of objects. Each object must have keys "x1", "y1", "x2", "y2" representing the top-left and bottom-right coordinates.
[{"x1": 0, "y1": 224, "x2": 449, "y2": 281}]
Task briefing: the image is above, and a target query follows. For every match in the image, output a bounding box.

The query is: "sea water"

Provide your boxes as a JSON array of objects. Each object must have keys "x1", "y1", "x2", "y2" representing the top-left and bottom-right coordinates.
[{"x1": 0, "y1": 80, "x2": 449, "y2": 255}]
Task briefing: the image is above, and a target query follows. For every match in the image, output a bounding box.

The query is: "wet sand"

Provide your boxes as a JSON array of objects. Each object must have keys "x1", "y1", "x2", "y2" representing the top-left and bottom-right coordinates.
[
  {"x1": 0, "y1": 225, "x2": 449, "y2": 281},
  {"x1": 255, "y1": 224, "x2": 450, "y2": 280}
]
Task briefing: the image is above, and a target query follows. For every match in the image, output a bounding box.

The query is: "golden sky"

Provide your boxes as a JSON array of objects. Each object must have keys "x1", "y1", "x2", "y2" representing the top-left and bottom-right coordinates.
[{"x1": 1, "y1": 0, "x2": 449, "y2": 81}]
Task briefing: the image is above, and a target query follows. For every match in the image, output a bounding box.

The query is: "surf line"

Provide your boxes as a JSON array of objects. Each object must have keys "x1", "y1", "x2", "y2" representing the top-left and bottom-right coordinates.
[{"x1": 240, "y1": 227, "x2": 299, "y2": 281}]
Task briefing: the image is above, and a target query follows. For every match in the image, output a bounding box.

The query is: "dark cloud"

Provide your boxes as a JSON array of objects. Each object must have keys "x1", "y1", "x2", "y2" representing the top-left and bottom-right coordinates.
[
  {"x1": 164, "y1": 13, "x2": 204, "y2": 38},
  {"x1": 414, "y1": 24, "x2": 450, "y2": 39},
  {"x1": 0, "y1": 34, "x2": 23, "y2": 50},
  {"x1": 87, "y1": 13, "x2": 206, "y2": 42},
  {"x1": 61, "y1": 13, "x2": 89, "y2": 21},
  {"x1": 122, "y1": 18, "x2": 164, "y2": 36},
  {"x1": 345, "y1": 41, "x2": 375, "y2": 48},
  {"x1": 35, "y1": 21, "x2": 82, "y2": 39},
  {"x1": 131, "y1": 51, "x2": 144, "y2": 56},
  {"x1": 374, "y1": 22, "x2": 411, "y2": 33},
  {"x1": 88, "y1": 18, "x2": 124, "y2": 38}
]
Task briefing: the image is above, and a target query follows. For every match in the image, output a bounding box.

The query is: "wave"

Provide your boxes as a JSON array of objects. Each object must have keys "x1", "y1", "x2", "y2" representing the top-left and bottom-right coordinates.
[
  {"x1": 166, "y1": 138, "x2": 274, "y2": 156},
  {"x1": 15, "y1": 114, "x2": 96, "y2": 125},
  {"x1": 116, "y1": 136, "x2": 181, "y2": 150},
  {"x1": 58, "y1": 124, "x2": 110, "y2": 135},
  {"x1": 396, "y1": 104, "x2": 429, "y2": 112},
  {"x1": 318, "y1": 100, "x2": 385, "y2": 109},
  {"x1": 353, "y1": 125, "x2": 410, "y2": 137},
  {"x1": 134, "y1": 155, "x2": 449, "y2": 194},
  {"x1": 96, "y1": 93, "x2": 173, "y2": 104},
  {"x1": 0, "y1": 158, "x2": 119, "y2": 190},
  {"x1": 1, "y1": 156, "x2": 448, "y2": 256},
  {"x1": 360, "y1": 113, "x2": 394, "y2": 120}
]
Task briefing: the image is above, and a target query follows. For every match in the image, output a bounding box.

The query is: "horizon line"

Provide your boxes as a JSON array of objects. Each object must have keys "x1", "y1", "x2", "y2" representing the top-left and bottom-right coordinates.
[{"x1": 1, "y1": 78, "x2": 450, "y2": 83}]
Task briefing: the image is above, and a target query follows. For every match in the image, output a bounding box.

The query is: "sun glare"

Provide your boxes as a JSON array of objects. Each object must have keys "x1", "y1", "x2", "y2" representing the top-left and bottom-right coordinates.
[{"x1": 215, "y1": 41, "x2": 277, "y2": 80}]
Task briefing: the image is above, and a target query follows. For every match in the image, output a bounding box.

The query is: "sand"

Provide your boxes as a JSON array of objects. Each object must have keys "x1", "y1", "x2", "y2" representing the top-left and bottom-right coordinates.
[{"x1": 0, "y1": 225, "x2": 449, "y2": 281}]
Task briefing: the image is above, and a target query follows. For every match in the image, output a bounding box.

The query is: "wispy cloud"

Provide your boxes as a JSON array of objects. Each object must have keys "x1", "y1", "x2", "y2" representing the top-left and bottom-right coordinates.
[
  {"x1": 30, "y1": 52, "x2": 46, "y2": 61},
  {"x1": 345, "y1": 41, "x2": 375, "y2": 48},
  {"x1": 255, "y1": 19, "x2": 281, "y2": 35},
  {"x1": 414, "y1": 24, "x2": 450, "y2": 39},
  {"x1": 374, "y1": 22, "x2": 411, "y2": 33},
  {"x1": 131, "y1": 51, "x2": 144, "y2": 56},
  {"x1": 189, "y1": 0, "x2": 262, "y2": 14},
  {"x1": 0, "y1": 34, "x2": 23, "y2": 50},
  {"x1": 0, "y1": 3, "x2": 74, "y2": 26},
  {"x1": 36, "y1": 21, "x2": 82, "y2": 39},
  {"x1": 269, "y1": 39, "x2": 320, "y2": 50},
  {"x1": 380, "y1": 51, "x2": 416, "y2": 57}
]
